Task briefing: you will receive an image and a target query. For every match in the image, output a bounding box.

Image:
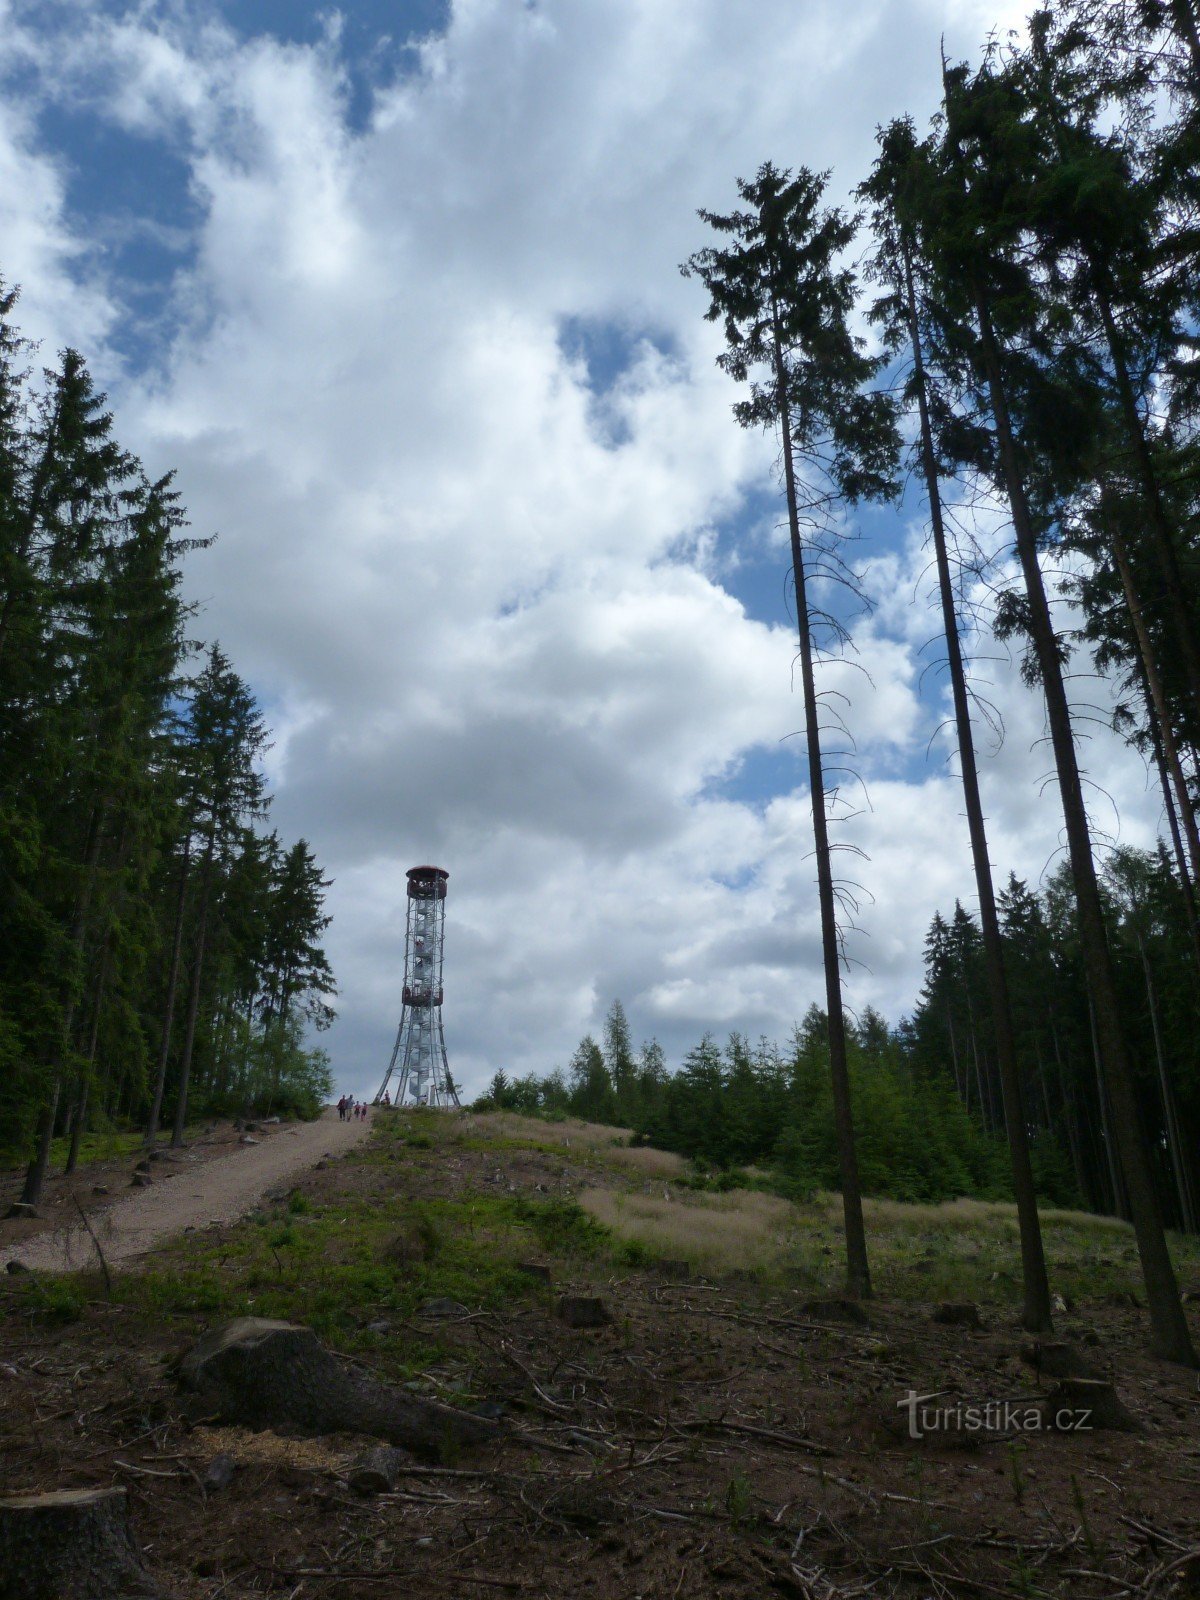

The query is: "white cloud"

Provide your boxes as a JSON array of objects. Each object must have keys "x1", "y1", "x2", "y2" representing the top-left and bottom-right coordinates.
[{"x1": 0, "y1": 0, "x2": 1165, "y2": 1098}]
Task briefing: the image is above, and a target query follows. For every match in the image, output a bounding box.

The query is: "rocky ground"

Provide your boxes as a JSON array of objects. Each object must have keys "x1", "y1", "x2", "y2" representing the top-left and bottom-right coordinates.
[{"x1": 1, "y1": 1110, "x2": 1198, "y2": 1599}]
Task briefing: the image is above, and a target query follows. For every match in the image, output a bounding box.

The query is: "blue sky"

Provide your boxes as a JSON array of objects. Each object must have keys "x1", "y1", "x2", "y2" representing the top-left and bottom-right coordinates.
[{"x1": 0, "y1": 0, "x2": 1164, "y2": 1099}]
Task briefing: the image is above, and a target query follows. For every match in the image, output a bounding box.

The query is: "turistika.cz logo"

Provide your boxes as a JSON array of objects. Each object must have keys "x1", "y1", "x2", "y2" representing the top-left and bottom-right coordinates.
[{"x1": 898, "y1": 1389, "x2": 1093, "y2": 1439}]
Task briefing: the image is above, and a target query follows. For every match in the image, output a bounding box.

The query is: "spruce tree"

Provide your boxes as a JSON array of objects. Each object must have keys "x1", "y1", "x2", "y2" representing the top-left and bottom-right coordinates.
[
  {"x1": 864, "y1": 118, "x2": 1052, "y2": 1330},
  {"x1": 683, "y1": 164, "x2": 899, "y2": 1296}
]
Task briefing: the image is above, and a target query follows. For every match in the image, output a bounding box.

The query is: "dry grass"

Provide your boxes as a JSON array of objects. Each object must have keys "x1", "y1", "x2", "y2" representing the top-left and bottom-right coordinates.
[
  {"x1": 579, "y1": 1185, "x2": 808, "y2": 1277},
  {"x1": 463, "y1": 1112, "x2": 686, "y2": 1178},
  {"x1": 848, "y1": 1193, "x2": 1135, "y2": 1234}
]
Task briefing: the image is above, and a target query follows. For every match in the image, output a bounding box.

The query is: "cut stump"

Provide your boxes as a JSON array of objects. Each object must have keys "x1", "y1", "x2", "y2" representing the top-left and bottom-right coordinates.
[
  {"x1": 1020, "y1": 1341, "x2": 1100, "y2": 1381},
  {"x1": 558, "y1": 1296, "x2": 611, "y2": 1329},
  {"x1": 179, "y1": 1318, "x2": 500, "y2": 1463},
  {"x1": 0, "y1": 1487, "x2": 167, "y2": 1599},
  {"x1": 801, "y1": 1297, "x2": 870, "y2": 1326},
  {"x1": 932, "y1": 1303, "x2": 981, "y2": 1328},
  {"x1": 1043, "y1": 1377, "x2": 1141, "y2": 1433}
]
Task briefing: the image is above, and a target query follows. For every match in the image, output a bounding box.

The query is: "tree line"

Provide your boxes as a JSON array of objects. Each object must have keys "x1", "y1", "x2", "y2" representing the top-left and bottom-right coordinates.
[
  {"x1": 0, "y1": 284, "x2": 337, "y2": 1208},
  {"x1": 480, "y1": 998, "x2": 1033, "y2": 1208},
  {"x1": 496, "y1": 0, "x2": 1200, "y2": 1366}
]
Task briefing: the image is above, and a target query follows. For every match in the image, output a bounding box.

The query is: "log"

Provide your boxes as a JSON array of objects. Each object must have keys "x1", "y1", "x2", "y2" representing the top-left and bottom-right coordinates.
[
  {"x1": 346, "y1": 1446, "x2": 409, "y2": 1494},
  {"x1": 179, "y1": 1318, "x2": 500, "y2": 1462},
  {"x1": 0, "y1": 1487, "x2": 167, "y2": 1599}
]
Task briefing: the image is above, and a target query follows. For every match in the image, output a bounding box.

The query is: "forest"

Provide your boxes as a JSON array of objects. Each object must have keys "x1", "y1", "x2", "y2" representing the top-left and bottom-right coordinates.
[
  {"x1": 4, "y1": 0, "x2": 1200, "y2": 1374},
  {"x1": 0, "y1": 286, "x2": 338, "y2": 1208},
  {"x1": 483, "y1": 0, "x2": 1200, "y2": 1365}
]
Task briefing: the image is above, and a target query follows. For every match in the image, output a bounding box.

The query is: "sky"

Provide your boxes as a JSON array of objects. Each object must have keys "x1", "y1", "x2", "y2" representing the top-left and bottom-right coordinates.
[{"x1": 0, "y1": 0, "x2": 1168, "y2": 1101}]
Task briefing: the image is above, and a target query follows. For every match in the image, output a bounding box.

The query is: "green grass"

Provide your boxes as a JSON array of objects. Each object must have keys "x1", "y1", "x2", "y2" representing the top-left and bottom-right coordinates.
[
  {"x1": 2, "y1": 1122, "x2": 213, "y2": 1174},
  {"x1": 11, "y1": 1106, "x2": 1198, "y2": 1363},
  {"x1": 88, "y1": 1182, "x2": 614, "y2": 1374}
]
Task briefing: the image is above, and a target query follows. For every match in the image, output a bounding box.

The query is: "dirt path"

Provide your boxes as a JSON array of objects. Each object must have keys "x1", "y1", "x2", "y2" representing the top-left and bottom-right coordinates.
[{"x1": 3, "y1": 1108, "x2": 371, "y2": 1274}]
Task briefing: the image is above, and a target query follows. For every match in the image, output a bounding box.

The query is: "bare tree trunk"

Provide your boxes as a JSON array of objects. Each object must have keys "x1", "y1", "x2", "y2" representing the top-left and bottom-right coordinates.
[
  {"x1": 1138, "y1": 934, "x2": 1197, "y2": 1233},
  {"x1": 1094, "y1": 287, "x2": 1200, "y2": 734},
  {"x1": 772, "y1": 300, "x2": 870, "y2": 1298},
  {"x1": 64, "y1": 951, "x2": 108, "y2": 1177},
  {"x1": 19, "y1": 806, "x2": 106, "y2": 1208},
  {"x1": 171, "y1": 839, "x2": 213, "y2": 1150},
  {"x1": 145, "y1": 838, "x2": 191, "y2": 1147},
  {"x1": 1141, "y1": 675, "x2": 1200, "y2": 984},
  {"x1": 973, "y1": 286, "x2": 1195, "y2": 1362},
  {"x1": 1105, "y1": 502, "x2": 1200, "y2": 976}
]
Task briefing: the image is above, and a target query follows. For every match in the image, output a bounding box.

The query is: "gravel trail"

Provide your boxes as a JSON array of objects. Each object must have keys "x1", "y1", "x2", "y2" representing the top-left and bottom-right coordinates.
[{"x1": 4, "y1": 1108, "x2": 371, "y2": 1274}]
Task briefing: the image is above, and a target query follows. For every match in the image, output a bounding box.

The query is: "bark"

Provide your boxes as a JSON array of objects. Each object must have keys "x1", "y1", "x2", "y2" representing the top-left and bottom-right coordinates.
[
  {"x1": 973, "y1": 286, "x2": 1195, "y2": 1362},
  {"x1": 902, "y1": 234, "x2": 1051, "y2": 1330},
  {"x1": 772, "y1": 297, "x2": 871, "y2": 1299},
  {"x1": 179, "y1": 1318, "x2": 500, "y2": 1462},
  {"x1": 0, "y1": 1487, "x2": 167, "y2": 1599}
]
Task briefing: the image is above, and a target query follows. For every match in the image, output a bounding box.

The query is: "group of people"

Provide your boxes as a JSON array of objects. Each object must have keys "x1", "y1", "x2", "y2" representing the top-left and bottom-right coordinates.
[{"x1": 337, "y1": 1095, "x2": 369, "y2": 1121}]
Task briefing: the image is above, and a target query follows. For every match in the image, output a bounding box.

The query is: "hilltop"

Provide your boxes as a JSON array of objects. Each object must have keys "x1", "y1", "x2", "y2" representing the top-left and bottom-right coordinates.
[{"x1": 2, "y1": 1109, "x2": 1199, "y2": 1598}]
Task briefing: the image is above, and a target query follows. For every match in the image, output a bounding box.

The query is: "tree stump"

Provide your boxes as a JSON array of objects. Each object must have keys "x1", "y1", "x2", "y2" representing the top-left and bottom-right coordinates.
[
  {"x1": 1043, "y1": 1377, "x2": 1141, "y2": 1433},
  {"x1": 801, "y1": 1297, "x2": 870, "y2": 1326},
  {"x1": 558, "y1": 1296, "x2": 610, "y2": 1328},
  {"x1": 1020, "y1": 1341, "x2": 1100, "y2": 1381},
  {"x1": 0, "y1": 1487, "x2": 167, "y2": 1599},
  {"x1": 932, "y1": 1302, "x2": 981, "y2": 1328},
  {"x1": 179, "y1": 1318, "x2": 500, "y2": 1462}
]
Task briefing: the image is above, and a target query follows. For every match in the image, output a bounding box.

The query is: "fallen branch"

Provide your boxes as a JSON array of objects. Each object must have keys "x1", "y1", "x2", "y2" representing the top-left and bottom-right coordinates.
[
  {"x1": 69, "y1": 1190, "x2": 112, "y2": 1297},
  {"x1": 672, "y1": 1418, "x2": 835, "y2": 1457}
]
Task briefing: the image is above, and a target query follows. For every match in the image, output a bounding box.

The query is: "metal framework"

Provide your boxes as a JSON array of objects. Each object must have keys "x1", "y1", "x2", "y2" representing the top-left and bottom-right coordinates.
[{"x1": 375, "y1": 866, "x2": 459, "y2": 1108}]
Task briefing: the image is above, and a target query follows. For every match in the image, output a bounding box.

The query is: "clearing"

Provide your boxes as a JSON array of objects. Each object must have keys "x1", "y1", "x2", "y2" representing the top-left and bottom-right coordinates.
[{"x1": 2, "y1": 1108, "x2": 1199, "y2": 1599}]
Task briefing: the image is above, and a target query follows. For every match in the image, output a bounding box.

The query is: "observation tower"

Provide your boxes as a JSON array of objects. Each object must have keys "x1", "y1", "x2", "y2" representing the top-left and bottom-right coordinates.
[{"x1": 374, "y1": 865, "x2": 459, "y2": 1108}]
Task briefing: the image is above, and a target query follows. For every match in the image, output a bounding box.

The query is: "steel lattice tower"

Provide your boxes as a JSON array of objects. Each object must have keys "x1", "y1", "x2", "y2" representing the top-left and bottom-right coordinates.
[{"x1": 375, "y1": 866, "x2": 460, "y2": 1108}]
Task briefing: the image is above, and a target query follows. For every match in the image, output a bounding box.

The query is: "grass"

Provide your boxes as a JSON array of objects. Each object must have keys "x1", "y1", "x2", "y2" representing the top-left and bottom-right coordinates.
[
  {"x1": 366, "y1": 1109, "x2": 1200, "y2": 1308},
  {"x1": 10, "y1": 1104, "x2": 1199, "y2": 1357},
  {"x1": 450, "y1": 1111, "x2": 687, "y2": 1179},
  {"x1": 580, "y1": 1186, "x2": 810, "y2": 1279},
  {"x1": 2, "y1": 1106, "x2": 629, "y2": 1363},
  {"x1": 580, "y1": 1177, "x2": 1200, "y2": 1305}
]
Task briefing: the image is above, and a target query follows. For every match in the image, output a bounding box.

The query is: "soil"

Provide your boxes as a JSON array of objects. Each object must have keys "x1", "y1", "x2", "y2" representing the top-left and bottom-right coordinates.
[
  {"x1": 1, "y1": 1110, "x2": 370, "y2": 1273},
  {"x1": 2, "y1": 1119, "x2": 1199, "y2": 1599}
]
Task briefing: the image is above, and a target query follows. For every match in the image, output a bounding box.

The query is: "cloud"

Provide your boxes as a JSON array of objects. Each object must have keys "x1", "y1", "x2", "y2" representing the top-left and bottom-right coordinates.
[{"x1": 0, "y1": 0, "x2": 1165, "y2": 1098}]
